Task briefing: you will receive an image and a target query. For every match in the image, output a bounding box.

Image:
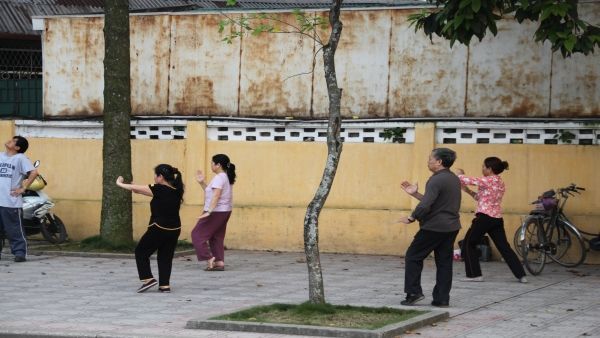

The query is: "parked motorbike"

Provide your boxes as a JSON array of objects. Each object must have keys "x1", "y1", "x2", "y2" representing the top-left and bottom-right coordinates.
[{"x1": 20, "y1": 160, "x2": 68, "y2": 243}]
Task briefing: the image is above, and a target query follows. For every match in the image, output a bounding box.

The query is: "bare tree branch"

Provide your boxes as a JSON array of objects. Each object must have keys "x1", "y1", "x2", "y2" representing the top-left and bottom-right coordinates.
[
  {"x1": 282, "y1": 45, "x2": 324, "y2": 82},
  {"x1": 219, "y1": 11, "x2": 325, "y2": 46}
]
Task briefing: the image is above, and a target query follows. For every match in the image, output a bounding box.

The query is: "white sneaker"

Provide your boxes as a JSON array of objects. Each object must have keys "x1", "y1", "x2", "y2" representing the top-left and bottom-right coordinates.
[
  {"x1": 519, "y1": 277, "x2": 528, "y2": 283},
  {"x1": 460, "y1": 276, "x2": 484, "y2": 282}
]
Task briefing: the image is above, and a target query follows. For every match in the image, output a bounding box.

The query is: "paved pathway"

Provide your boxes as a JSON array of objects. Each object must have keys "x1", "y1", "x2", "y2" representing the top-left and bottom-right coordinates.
[{"x1": 0, "y1": 249, "x2": 599, "y2": 337}]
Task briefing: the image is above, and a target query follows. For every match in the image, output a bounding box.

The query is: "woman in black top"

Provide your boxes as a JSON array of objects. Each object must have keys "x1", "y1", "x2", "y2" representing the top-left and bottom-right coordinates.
[{"x1": 116, "y1": 164, "x2": 184, "y2": 293}]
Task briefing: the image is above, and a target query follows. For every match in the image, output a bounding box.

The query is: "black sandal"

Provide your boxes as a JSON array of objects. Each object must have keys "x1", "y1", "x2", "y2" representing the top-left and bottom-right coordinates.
[{"x1": 204, "y1": 265, "x2": 224, "y2": 271}]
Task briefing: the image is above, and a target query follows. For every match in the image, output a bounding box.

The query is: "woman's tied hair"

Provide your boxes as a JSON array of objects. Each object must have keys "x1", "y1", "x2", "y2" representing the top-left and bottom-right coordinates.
[
  {"x1": 154, "y1": 164, "x2": 185, "y2": 202},
  {"x1": 156, "y1": 164, "x2": 174, "y2": 180},
  {"x1": 484, "y1": 157, "x2": 509, "y2": 175},
  {"x1": 212, "y1": 154, "x2": 236, "y2": 184}
]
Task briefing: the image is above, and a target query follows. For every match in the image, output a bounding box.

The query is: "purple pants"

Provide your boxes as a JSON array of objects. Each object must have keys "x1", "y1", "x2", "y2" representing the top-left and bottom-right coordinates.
[{"x1": 191, "y1": 211, "x2": 231, "y2": 262}]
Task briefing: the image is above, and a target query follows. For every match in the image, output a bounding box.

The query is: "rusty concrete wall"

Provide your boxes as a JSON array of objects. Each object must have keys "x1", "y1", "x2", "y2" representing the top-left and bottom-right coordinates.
[
  {"x1": 312, "y1": 10, "x2": 392, "y2": 118},
  {"x1": 130, "y1": 15, "x2": 170, "y2": 115},
  {"x1": 168, "y1": 14, "x2": 241, "y2": 115},
  {"x1": 467, "y1": 19, "x2": 552, "y2": 117},
  {"x1": 388, "y1": 9, "x2": 468, "y2": 117},
  {"x1": 238, "y1": 13, "x2": 315, "y2": 117},
  {"x1": 41, "y1": 6, "x2": 600, "y2": 118},
  {"x1": 550, "y1": 3, "x2": 600, "y2": 117},
  {"x1": 43, "y1": 17, "x2": 104, "y2": 117}
]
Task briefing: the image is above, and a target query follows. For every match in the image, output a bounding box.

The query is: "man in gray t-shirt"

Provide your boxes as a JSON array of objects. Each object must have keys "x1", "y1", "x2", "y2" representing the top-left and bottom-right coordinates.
[
  {"x1": 0, "y1": 136, "x2": 38, "y2": 262},
  {"x1": 398, "y1": 148, "x2": 461, "y2": 307}
]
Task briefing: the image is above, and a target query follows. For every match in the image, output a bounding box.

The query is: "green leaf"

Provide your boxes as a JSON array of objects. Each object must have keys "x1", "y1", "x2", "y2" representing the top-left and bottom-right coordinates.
[
  {"x1": 453, "y1": 15, "x2": 465, "y2": 29},
  {"x1": 540, "y1": 8, "x2": 552, "y2": 21},
  {"x1": 382, "y1": 128, "x2": 407, "y2": 143},
  {"x1": 471, "y1": 0, "x2": 481, "y2": 13},
  {"x1": 489, "y1": 20, "x2": 497, "y2": 35},
  {"x1": 459, "y1": 0, "x2": 471, "y2": 10},
  {"x1": 226, "y1": 0, "x2": 237, "y2": 6},
  {"x1": 442, "y1": 21, "x2": 453, "y2": 34},
  {"x1": 575, "y1": 19, "x2": 587, "y2": 29},
  {"x1": 564, "y1": 35, "x2": 577, "y2": 52}
]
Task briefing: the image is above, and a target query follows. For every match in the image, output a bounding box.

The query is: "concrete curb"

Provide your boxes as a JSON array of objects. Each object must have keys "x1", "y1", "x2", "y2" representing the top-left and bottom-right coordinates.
[
  {"x1": 0, "y1": 332, "x2": 175, "y2": 338},
  {"x1": 27, "y1": 249, "x2": 196, "y2": 259},
  {"x1": 185, "y1": 310, "x2": 449, "y2": 338}
]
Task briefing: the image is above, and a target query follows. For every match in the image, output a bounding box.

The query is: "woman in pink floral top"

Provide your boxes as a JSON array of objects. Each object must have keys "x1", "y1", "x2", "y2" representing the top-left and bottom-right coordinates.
[{"x1": 457, "y1": 157, "x2": 527, "y2": 283}]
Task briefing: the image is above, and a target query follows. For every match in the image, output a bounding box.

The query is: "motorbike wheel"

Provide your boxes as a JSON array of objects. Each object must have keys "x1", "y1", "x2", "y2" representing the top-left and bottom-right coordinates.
[{"x1": 40, "y1": 214, "x2": 68, "y2": 244}]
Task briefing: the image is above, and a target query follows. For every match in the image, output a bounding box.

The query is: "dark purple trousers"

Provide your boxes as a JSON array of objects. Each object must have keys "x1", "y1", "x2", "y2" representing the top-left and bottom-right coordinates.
[{"x1": 191, "y1": 211, "x2": 231, "y2": 262}]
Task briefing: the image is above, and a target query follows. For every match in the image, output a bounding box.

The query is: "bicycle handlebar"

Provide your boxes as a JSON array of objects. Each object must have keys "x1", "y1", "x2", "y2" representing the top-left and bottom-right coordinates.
[
  {"x1": 556, "y1": 184, "x2": 585, "y2": 198},
  {"x1": 532, "y1": 183, "x2": 585, "y2": 205}
]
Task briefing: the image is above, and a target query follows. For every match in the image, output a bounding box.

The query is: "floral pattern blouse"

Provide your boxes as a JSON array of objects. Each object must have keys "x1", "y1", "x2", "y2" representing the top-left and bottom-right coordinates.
[{"x1": 458, "y1": 174, "x2": 505, "y2": 218}]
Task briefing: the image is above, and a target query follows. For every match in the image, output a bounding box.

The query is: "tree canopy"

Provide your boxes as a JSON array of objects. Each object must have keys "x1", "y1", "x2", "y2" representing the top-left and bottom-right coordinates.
[{"x1": 409, "y1": 0, "x2": 600, "y2": 57}]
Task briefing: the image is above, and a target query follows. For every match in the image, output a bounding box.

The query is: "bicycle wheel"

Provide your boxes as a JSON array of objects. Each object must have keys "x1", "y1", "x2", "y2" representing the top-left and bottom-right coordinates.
[
  {"x1": 513, "y1": 224, "x2": 524, "y2": 258},
  {"x1": 521, "y1": 216, "x2": 546, "y2": 275},
  {"x1": 546, "y1": 220, "x2": 586, "y2": 267},
  {"x1": 514, "y1": 216, "x2": 542, "y2": 258}
]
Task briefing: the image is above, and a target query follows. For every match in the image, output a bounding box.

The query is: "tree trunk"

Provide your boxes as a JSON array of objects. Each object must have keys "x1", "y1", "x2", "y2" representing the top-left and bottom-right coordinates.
[
  {"x1": 303, "y1": 0, "x2": 344, "y2": 305},
  {"x1": 100, "y1": 0, "x2": 133, "y2": 245}
]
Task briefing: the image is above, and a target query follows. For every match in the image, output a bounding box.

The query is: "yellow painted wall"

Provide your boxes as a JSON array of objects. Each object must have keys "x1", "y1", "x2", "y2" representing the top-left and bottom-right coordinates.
[{"x1": 2, "y1": 120, "x2": 598, "y2": 263}]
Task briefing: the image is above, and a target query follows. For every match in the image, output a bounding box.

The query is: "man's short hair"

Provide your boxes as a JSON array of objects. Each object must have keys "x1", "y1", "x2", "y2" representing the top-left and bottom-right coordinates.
[
  {"x1": 13, "y1": 136, "x2": 29, "y2": 153},
  {"x1": 432, "y1": 148, "x2": 456, "y2": 168}
]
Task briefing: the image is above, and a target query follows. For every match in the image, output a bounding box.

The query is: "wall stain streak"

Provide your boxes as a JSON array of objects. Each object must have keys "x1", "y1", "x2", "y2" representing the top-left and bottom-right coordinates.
[
  {"x1": 174, "y1": 76, "x2": 215, "y2": 114},
  {"x1": 237, "y1": 16, "x2": 243, "y2": 117},
  {"x1": 385, "y1": 9, "x2": 394, "y2": 118},
  {"x1": 42, "y1": 8, "x2": 599, "y2": 118}
]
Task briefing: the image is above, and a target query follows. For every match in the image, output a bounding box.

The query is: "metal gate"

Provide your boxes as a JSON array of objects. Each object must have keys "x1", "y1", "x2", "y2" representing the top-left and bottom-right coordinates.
[{"x1": 0, "y1": 48, "x2": 43, "y2": 118}]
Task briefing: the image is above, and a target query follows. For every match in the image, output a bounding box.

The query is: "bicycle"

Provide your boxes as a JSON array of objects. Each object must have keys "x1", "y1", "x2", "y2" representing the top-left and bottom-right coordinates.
[{"x1": 515, "y1": 184, "x2": 588, "y2": 275}]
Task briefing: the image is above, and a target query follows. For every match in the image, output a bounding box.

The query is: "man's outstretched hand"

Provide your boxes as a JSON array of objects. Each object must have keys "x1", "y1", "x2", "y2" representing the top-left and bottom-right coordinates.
[
  {"x1": 398, "y1": 216, "x2": 415, "y2": 224},
  {"x1": 401, "y1": 181, "x2": 418, "y2": 196}
]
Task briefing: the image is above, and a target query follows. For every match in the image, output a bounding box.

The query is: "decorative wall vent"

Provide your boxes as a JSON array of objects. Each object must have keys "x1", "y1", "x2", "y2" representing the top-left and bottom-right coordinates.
[
  {"x1": 207, "y1": 121, "x2": 416, "y2": 143},
  {"x1": 129, "y1": 124, "x2": 186, "y2": 140},
  {"x1": 15, "y1": 120, "x2": 187, "y2": 140},
  {"x1": 436, "y1": 122, "x2": 599, "y2": 145},
  {"x1": 15, "y1": 119, "x2": 598, "y2": 145}
]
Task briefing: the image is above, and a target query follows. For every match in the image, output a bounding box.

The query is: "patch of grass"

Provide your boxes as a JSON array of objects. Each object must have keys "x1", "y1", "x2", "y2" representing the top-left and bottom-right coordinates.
[
  {"x1": 175, "y1": 239, "x2": 194, "y2": 250},
  {"x1": 80, "y1": 235, "x2": 137, "y2": 252},
  {"x1": 33, "y1": 236, "x2": 194, "y2": 253},
  {"x1": 212, "y1": 302, "x2": 425, "y2": 330}
]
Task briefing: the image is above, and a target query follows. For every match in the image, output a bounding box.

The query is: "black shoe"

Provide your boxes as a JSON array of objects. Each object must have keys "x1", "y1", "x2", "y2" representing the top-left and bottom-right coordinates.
[
  {"x1": 14, "y1": 256, "x2": 26, "y2": 262},
  {"x1": 158, "y1": 287, "x2": 171, "y2": 293},
  {"x1": 431, "y1": 300, "x2": 449, "y2": 307},
  {"x1": 401, "y1": 293, "x2": 424, "y2": 306},
  {"x1": 137, "y1": 278, "x2": 157, "y2": 293}
]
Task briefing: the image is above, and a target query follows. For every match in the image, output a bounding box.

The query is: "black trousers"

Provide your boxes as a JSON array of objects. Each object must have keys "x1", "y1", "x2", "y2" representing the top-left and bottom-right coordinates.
[
  {"x1": 135, "y1": 225, "x2": 181, "y2": 286},
  {"x1": 405, "y1": 229, "x2": 459, "y2": 303},
  {"x1": 463, "y1": 213, "x2": 525, "y2": 279}
]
